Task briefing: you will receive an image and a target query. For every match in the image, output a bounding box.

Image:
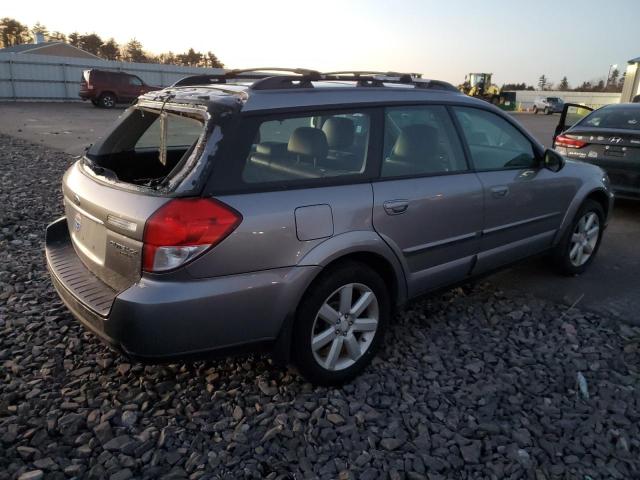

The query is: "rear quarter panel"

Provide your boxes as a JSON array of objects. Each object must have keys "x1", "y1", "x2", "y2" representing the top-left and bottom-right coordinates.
[{"x1": 185, "y1": 183, "x2": 376, "y2": 278}]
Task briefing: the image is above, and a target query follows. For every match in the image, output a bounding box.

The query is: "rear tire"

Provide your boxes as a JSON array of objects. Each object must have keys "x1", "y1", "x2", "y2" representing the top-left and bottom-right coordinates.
[
  {"x1": 552, "y1": 199, "x2": 604, "y2": 276},
  {"x1": 533, "y1": 106, "x2": 538, "y2": 114},
  {"x1": 544, "y1": 107, "x2": 550, "y2": 115},
  {"x1": 292, "y1": 262, "x2": 389, "y2": 385},
  {"x1": 99, "y1": 93, "x2": 116, "y2": 109}
]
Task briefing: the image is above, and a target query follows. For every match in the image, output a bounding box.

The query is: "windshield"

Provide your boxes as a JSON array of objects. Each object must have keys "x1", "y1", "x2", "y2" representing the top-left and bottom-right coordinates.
[
  {"x1": 547, "y1": 97, "x2": 561, "y2": 103},
  {"x1": 579, "y1": 106, "x2": 640, "y2": 131}
]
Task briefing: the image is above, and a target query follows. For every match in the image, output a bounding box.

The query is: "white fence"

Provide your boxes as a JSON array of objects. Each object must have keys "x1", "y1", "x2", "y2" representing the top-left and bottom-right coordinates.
[
  {"x1": 508, "y1": 90, "x2": 621, "y2": 110},
  {"x1": 0, "y1": 52, "x2": 224, "y2": 101}
]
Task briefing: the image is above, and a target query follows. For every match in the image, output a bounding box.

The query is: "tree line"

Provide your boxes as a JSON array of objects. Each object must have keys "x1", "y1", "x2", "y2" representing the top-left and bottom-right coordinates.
[
  {"x1": 0, "y1": 17, "x2": 224, "y2": 68},
  {"x1": 503, "y1": 71, "x2": 625, "y2": 93}
]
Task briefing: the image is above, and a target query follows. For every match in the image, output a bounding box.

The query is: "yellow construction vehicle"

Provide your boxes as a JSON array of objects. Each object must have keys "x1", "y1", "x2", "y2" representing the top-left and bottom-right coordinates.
[
  {"x1": 458, "y1": 73, "x2": 516, "y2": 110},
  {"x1": 458, "y1": 73, "x2": 502, "y2": 104}
]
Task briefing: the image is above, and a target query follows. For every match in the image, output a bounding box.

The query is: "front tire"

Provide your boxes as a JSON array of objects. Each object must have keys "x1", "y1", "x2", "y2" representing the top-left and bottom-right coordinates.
[
  {"x1": 544, "y1": 106, "x2": 550, "y2": 115},
  {"x1": 292, "y1": 262, "x2": 390, "y2": 385},
  {"x1": 533, "y1": 106, "x2": 538, "y2": 114},
  {"x1": 552, "y1": 200, "x2": 604, "y2": 275}
]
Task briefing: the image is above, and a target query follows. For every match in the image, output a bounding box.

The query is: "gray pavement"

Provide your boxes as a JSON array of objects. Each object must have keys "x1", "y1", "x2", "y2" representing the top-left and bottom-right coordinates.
[
  {"x1": 0, "y1": 102, "x2": 126, "y2": 156},
  {"x1": 0, "y1": 102, "x2": 638, "y2": 323}
]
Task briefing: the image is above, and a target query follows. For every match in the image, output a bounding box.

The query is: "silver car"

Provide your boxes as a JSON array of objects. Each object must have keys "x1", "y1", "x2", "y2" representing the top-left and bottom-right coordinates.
[
  {"x1": 533, "y1": 96, "x2": 564, "y2": 115},
  {"x1": 45, "y1": 69, "x2": 613, "y2": 384}
]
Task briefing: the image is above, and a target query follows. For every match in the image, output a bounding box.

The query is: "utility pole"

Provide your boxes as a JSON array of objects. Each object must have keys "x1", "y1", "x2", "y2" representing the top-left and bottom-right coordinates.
[{"x1": 605, "y1": 64, "x2": 617, "y2": 90}]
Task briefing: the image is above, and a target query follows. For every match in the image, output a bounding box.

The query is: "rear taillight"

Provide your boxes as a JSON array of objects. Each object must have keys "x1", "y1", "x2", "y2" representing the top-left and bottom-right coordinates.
[
  {"x1": 554, "y1": 134, "x2": 587, "y2": 149},
  {"x1": 142, "y1": 198, "x2": 241, "y2": 273}
]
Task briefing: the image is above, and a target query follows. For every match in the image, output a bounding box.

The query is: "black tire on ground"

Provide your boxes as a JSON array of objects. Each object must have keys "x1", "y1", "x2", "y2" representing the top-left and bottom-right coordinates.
[
  {"x1": 90, "y1": 99, "x2": 99, "y2": 106},
  {"x1": 292, "y1": 261, "x2": 390, "y2": 385},
  {"x1": 533, "y1": 106, "x2": 538, "y2": 114},
  {"x1": 99, "y1": 93, "x2": 116, "y2": 109},
  {"x1": 544, "y1": 107, "x2": 550, "y2": 115},
  {"x1": 551, "y1": 199, "x2": 605, "y2": 276}
]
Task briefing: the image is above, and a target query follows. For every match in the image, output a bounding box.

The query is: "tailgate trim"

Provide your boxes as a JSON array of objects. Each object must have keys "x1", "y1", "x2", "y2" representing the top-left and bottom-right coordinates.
[{"x1": 46, "y1": 217, "x2": 117, "y2": 317}]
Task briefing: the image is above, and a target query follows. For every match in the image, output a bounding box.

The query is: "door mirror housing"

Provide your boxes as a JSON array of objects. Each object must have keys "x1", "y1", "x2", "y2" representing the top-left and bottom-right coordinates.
[{"x1": 543, "y1": 149, "x2": 565, "y2": 172}]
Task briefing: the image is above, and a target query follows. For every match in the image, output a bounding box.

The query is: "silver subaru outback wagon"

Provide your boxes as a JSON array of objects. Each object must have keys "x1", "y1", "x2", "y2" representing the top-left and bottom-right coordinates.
[{"x1": 45, "y1": 69, "x2": 613, "y2": 384}]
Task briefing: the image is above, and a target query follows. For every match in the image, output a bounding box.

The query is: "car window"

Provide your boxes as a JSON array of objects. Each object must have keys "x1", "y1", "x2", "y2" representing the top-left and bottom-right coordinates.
[
  {"x1": 241, "y1": 112, "x2": 371, "y2": 184},
  {"x1": 453, "y1": 107, "x2": 536, "y2": 170},
  {"x1": 381, "y1": 105, "x2": 467, "y2": 177},
  {"x1": 579, "y1": 106, "x2": 640, "y2": 130},
  {"x1": 129, "y1": 76, "x2": 143, "y2": 86}
]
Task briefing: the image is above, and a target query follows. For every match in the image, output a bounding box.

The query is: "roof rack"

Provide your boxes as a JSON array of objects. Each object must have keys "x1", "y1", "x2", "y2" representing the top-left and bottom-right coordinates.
[
  {"x1": 320, "y1": 72, "x2": 458, "y2": 92},
  {"x1": 324, "y1": 70, "x2": 422, "y2": 79},
  {"x1": 172, "y1": 68, "x2": 321, "y2": 87},
  {"x1": 171, "y1": 68, "x2": 458, "y2": 92}
]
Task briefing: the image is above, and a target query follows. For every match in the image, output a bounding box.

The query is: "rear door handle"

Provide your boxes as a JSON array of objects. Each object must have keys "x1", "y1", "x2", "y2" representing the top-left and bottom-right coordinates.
[
  {"x1": 491, "y1": 186, "x2": 509, "y2": 198},
  {"x1": 383, "y1": 199, "x2": 409, "y2": 215}
]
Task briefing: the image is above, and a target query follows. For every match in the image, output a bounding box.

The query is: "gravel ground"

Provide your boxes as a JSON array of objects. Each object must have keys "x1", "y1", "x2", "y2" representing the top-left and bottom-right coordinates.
[{"x1": 1, "y1": 133, "x2": 639, "y2": 480}]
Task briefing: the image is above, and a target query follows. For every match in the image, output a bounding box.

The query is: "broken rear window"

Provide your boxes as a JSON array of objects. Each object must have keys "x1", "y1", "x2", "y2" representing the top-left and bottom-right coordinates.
[{"x1": 85, "y1": 105, "x2": 207, "y2": 191}]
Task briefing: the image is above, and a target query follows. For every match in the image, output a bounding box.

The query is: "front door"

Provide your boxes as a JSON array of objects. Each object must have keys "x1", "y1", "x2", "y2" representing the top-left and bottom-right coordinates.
[
  {"x1": 372, "y1": 105, "x2": 484, "y2": 297},
  {"x1": 452, "y1": 106, "x2": 576, "y2": 272}
]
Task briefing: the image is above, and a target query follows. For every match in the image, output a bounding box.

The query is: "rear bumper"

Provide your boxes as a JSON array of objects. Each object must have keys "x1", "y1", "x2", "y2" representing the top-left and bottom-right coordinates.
[{"x1": 46, "y1": 217, "x2": 319, "y2": 360}]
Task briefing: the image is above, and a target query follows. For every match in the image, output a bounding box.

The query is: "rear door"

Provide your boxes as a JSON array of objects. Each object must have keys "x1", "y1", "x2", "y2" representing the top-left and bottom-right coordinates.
[
  {"x1": 452, "y1": 106, "x2": 576, "y2": 272},
  {"x1": 117, "y1": 74, "x2": 136, "y2": 101},
  {"x1": 371, "y1": 105, "x2": 483, "y2": 297},
  {"x1": 128, "y1": 75, "x2": 145, "y2": 98}
]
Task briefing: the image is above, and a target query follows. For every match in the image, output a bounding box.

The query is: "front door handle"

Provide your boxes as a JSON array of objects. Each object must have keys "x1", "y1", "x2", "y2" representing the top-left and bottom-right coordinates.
[
  {"x1": 491, "y1": 186, "x2": 509, "y2": 198},
  {"x1": 383, "y1": 199, "x2": 409, "y2": 215}
]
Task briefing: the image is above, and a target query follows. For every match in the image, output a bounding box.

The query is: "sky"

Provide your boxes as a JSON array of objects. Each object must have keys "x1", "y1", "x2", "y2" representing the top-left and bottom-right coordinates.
[{"x1": 3, "y1": 0, "x2": 638, "y2": 87}]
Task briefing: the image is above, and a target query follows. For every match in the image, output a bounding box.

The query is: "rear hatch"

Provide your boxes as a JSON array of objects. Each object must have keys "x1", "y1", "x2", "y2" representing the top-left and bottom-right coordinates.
[
  {"x1": 555, "y1": 128, "x2": 640, "y2": 195},
  {"x1": 64, "y1": 99, "x2": 218, "y2": 293}
]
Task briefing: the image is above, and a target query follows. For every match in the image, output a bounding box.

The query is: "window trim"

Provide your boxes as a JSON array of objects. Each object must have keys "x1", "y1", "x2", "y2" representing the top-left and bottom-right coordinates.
[
  {"x1": 208, "y1": 107, "x2": 383, "y2": 194},
  {"x1": 449, "y1": 105, "x2": 543, "y2": 173},
  {"x1": 206, "y1": 101, "x2": 548, "y2": 194}
]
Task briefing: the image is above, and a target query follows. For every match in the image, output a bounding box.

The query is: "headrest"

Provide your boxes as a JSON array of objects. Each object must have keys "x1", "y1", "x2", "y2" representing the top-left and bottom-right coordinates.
[
  {"x1": 256, "y1": 141, "x2": 288, "y2": 157},
  {"x1": 391, "y1": 124, "x2": 439, "y2": 160},
  {"x1": 288, "y1": 127, "x2": 328, "y2": 159},
  {"x1": 322, "y1": 117, "x2": 355, "y2": 149}
]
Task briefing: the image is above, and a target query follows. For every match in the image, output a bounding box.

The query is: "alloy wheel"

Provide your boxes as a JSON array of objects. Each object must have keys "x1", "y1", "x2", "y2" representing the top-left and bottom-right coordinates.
[
  {"x1": 310, "y1": 283, "x2": 379, "y2": 371},
  {"x1": 102, "y1": 96, "x2": 115, "y2": 108},
  {"x1": 569, "y1": 212, "x2": 600, "y2": 267}
]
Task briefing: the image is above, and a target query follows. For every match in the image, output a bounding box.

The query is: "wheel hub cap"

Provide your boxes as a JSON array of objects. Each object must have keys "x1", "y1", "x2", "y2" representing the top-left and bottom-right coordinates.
[
  {"x1": 311, "y1": 283, "x2": 379, "y2": 371},
  {"x1": 568, "y1": 211, "x2": 599, "y2": 267}
]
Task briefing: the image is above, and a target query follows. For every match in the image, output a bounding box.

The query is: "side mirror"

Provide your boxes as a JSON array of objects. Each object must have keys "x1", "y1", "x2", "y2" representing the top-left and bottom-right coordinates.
[{"x1": 543, "y1": 149, "x2": 565, "y2": 172}]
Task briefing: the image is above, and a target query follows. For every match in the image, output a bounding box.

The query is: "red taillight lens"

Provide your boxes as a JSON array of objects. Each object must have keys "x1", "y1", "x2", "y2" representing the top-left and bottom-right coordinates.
[
  {"x1": 142, "y1": 198, "x2": 241, "y2": 272},
  {"x1": 554, "y1": 135, "x2": 587, "y2": 149}
]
